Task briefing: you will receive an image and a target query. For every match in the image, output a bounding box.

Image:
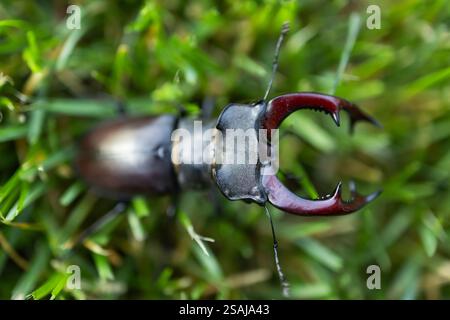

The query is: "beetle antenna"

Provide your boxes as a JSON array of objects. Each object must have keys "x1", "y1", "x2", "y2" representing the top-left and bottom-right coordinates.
[
  {"x1": 263, "y1": 22, "x2": 290, "y2": 102},
  {"x1": 264, "y1": 205, "x2": 290, "y2": 298}
]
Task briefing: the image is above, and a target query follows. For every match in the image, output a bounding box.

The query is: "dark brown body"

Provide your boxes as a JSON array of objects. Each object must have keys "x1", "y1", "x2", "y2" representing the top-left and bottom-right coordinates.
[
  {"x1": 76, "y1": 115, "x2": 178, "y2": 199},
  {"x1": 76, "y1": 92, "x2": 380, "y2": 215}
]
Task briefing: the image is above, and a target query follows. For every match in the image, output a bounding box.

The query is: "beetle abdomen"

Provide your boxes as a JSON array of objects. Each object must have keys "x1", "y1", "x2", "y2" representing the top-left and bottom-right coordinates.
[{"x1": 76, "y1": 115, "x2": 178, "y2": 199}]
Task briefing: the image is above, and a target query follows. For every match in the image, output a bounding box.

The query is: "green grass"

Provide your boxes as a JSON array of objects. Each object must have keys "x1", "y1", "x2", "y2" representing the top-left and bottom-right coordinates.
[{"x1": 0, "y1": 0, "x2": 449, "y2": 299}]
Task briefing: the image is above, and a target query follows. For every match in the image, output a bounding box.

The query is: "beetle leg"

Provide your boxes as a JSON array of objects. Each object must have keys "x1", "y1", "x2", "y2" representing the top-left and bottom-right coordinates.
[
  {"x1": 262, "y1": 92, "x2": 381, "y2": 133},
  {"x1": 115, "y1": 100, "x2": 127, "y2": 116},
  {"x1": 167, "y1": 193, "x2": 180, "y2": 218},
  {"x1": 261, "y1": 92, "x2": 381, "y2": 216}
]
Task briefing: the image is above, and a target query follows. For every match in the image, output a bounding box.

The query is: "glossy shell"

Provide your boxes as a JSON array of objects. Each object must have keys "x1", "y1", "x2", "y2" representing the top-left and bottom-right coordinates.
[{"x1": 76, "y1": 115, "x2": 178, "y2": 199}]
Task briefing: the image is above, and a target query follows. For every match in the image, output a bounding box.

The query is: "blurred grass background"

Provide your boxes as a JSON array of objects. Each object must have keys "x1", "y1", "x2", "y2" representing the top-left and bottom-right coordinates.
[{"x1": 0, "y1": 0, "x2": 449, "y2": 299}]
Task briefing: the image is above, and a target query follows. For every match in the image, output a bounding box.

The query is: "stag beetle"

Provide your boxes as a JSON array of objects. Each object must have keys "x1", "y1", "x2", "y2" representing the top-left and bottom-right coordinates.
[
  {"x1": 76, "y1": 24, "x2": 380, "y2": 216},
  {"x1": 75, "y1": 23, "x2": 381, "y2": 296}
]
